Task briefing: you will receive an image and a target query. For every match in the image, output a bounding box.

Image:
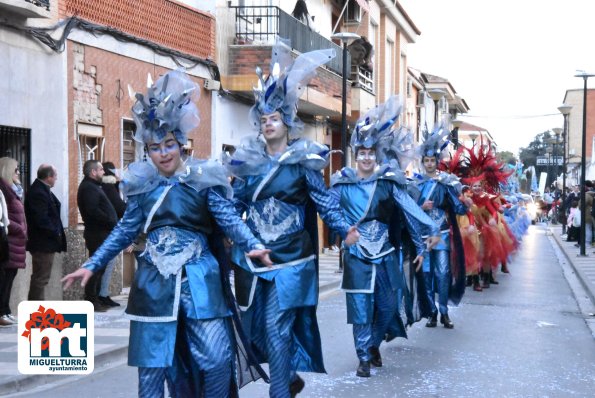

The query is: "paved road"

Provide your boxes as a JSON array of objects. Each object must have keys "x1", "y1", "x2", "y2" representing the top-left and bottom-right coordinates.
[{"x1": 10, "y1": 225, "x2": 595, "y2": 397}]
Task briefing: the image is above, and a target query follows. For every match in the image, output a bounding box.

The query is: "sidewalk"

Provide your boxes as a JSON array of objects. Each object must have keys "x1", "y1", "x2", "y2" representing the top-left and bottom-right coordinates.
[
  {"x1": 0, "y1": 253, "x2": 343, "y2": 395},
  {"x1": 549, "y1": 223, "x2": 595, "y2": 305}
]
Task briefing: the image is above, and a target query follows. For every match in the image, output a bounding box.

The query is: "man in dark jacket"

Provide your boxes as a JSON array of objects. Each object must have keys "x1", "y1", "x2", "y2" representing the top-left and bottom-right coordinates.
[
  {"x1": 77, "y1": 160, "x2": 118, "y2": 312},
  {"x1": 25, "y1": 164, "x2": 67, "y2": 300}
]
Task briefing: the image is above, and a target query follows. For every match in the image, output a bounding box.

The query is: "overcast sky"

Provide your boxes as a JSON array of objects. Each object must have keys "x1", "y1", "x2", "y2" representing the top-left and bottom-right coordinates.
[{"x1": 400, "y1": 0, "x2": 595, "y2": 154}]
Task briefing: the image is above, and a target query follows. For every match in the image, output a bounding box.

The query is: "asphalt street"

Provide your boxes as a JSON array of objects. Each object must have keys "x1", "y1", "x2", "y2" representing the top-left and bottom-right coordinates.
[{"x1": 11, "y1": 225, "x2": 595, "y2": 397}]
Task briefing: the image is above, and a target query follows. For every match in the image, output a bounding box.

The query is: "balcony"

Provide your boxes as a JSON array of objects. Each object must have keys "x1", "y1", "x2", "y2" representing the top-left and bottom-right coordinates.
[
  {"x1": 351, "y1": 65, "x2": 373, "y2": 93},
  {"x1": 232, "y1": 6, "x2": 349, "y2": 76},
  {"x1": 0, "y1": 0, "x2": 50, "y2": 18},
  {"x1": 349, "y1": 65, "x2": 375, "y2": 118},
  {"x1": 224, "y1": 5, "x2": 350, "y2": 117}
]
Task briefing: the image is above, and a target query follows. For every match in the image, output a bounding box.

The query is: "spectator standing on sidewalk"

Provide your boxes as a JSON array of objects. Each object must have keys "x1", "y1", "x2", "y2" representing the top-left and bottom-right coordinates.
[
  {"x1": 0, "y1": 158, "x2": 27, "y2": 326},
  {"x1": 77, "y1": 159, "x2": 118, "y2": 312},
  {"x1": 25, "y1": 164, "x2": 67, "y2": 301},
  {"x1": 97, "y1": 161, "x2": 126, "y2": 307}
]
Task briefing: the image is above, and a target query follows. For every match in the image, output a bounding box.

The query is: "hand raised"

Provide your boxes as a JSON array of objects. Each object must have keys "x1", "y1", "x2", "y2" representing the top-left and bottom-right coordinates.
[{"x1": 61, "y1": 268, "x2": 93, "y2": 290}]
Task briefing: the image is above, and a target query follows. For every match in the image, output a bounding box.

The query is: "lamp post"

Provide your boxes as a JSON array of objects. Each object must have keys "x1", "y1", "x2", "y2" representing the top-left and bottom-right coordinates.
[
  {"x1": 451, "y1": 119, "x2": 463, "y2": 149},
  {"x1": 469, "y1": 131, "x2": 479, "y2": 148},
  {"x1": 428, "y1": 88, "x2": 446, "y2": 124},
  {"x1": 551, "y1": 128, "x2": 562, "y2": 192},
  {"x1": 545, "y1": 146, "x2": 553, "y2": 187},
  {"x1": 574, "y1": 71, "x2": 594, "y2": 256},
  {"x1": 558, "y1": 104, "x2": 572, "y2": 229},
  {"x1": 331, "y1": 32, "x2": 360, "y2": 167},
  {"x1": 551, "y1": 129, "x2": 563, "y2": 227}
]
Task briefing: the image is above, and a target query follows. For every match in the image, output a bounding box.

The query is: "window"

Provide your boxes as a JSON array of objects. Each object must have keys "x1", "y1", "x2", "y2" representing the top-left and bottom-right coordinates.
[
  {"x1": 76, "y1": 122, "x2": 104, "y2": 184},
  {"x1": 0, "y1": 125, "x2": 31, "y2": 192},
  {"x1": 183, "y1": 139, "x2": 194, "y2": 157},
  {"x1": 344, "y1": 0, "x2": 361, "y2": 23},
  {"x1": 122, "y1": 119, "x2": 136, "y2": 167},
  {"x1": 222, "y1": 144, "x2": 236, "y2": 156}
]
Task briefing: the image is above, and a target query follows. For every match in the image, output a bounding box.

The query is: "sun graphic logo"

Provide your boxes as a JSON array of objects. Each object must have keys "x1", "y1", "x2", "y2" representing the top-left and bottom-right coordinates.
[{"x1": 18, "y1": 301, "x2": 94, "y2": 375}]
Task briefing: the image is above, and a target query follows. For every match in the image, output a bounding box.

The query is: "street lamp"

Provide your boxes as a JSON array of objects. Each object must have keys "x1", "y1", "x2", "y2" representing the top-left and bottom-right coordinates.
[
  {"x1": 573, "y1": 71, "x2": 594, "y2": 256},
  {"x1": 551, "y1": 128, "x2": 562, "y2": 191},
  {"x1": 469, "y1": 131, "x2": 479, "y2": 148},
  {"x1": 545, "y1": 146, "x2": 553, "y2": 187},
  {"x1": 331, "y1": 32, "x2": 360, "y2": 167},
  {"x1": 558, "y1": 103, "x2": 572, "y2": 217},
  {"x1": 428, "y1": 89, "x2": 446, "y2": 124},
  {"x1": 451, "y1": 119, "x2": 463, "y2": 148}
]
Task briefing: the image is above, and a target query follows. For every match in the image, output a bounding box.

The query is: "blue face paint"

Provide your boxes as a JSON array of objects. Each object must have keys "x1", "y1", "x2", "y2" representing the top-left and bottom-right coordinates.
[
  {"x1": 148, "y1": 139, "x2": 180, "y2": 155},
  {"x1": 356, "y1": 152, "x2": 377, "y2": 161}
]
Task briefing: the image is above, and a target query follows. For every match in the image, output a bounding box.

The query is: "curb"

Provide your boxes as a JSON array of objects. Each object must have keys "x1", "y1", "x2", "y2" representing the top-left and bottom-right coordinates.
[
  {"x1": 0, "y1": 343, "x2": 128, "y2": 396},
  {"x1": 550, "y1": 227, "x2": 595, "y2": 307}
]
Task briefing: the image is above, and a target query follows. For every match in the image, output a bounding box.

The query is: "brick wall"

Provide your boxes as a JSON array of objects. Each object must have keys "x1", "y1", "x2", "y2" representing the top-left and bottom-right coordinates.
[
  {"x1": 67, "y1": 41, "x2": 212, "y2": 227},
  {"x1": 228, "y1": 45, "x2": 348, "y2": 105},
  {"x1": 60, "y1": 0, "x2": 215, "y2": 59}
]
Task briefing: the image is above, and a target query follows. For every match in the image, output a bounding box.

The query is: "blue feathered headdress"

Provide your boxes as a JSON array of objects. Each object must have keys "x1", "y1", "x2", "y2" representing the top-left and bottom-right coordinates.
[
  {"x1": 350, "y1": 96, "x2": 416, "y2": 168},
  {"x1": 417, "y1": 123, "x2": 451, "y2": 160},
  {"x1": 129, "y1": 69, "x2": 200, "y2": 146},
  {"x1": 351, "y1": 95, "x2": 402, "y2": 151},
  {"x1": 249, "y1": 38, "x2": 335, "y2": 138}
]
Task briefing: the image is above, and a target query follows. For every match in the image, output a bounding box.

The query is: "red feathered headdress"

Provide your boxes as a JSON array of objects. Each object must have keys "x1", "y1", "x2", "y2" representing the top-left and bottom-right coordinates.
[{"x1": 460, "y1": 136, "x2": 512, "y2": 194}]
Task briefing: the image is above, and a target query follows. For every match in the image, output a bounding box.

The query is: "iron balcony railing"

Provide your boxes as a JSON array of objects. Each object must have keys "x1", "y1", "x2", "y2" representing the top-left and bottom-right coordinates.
[
  {"x1": 232, "y1": 5, "x2": 349, "y2": 77},
  {"x1": 24, "y1": 0, "x2": 50, "y2": 10},
  {"x1": 351, "y1": 65, "x2": 374, "y2": 94}
]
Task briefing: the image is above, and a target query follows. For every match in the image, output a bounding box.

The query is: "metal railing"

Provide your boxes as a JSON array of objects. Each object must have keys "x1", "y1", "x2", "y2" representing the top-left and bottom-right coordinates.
[
  {"x1": 24, "y1": 0, "x2": 50, "y2": 10},
  {"x1": 232, "y1": 5, "x2": 349, "y2": 76},
  {"x1": 351, "y1": 65, "x2": 374, "y2": 94},
  {"x1": 0, "y1": 125, "x2": 31, "y2": 193}
]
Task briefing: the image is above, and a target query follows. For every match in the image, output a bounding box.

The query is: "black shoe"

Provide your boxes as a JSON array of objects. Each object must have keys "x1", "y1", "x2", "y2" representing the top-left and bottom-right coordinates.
[
  {"x1": 289, "y1": 374, "x2": 305, "y2": 397},
  {"x1": 369, "y1": 346, "x2": 382, "y2": 367},
  {"x1": 426, "y1": 312, "x2": 438, "y2": 328},
  {"x1": 465, "y1": 276, "x2": 473, "y2": 287},
  {"x1": 440, "y1": 314, "x2": 454, "y2": 329},
  {"x1": 98, "y1": 296, "x2": 121, "y2": 307},
  {"x1": 356, "y1": 360, "x2": 370, "y2": 377},
  {"x1": 473, "y1": 275, "x2": 483, "y2": 292},
  {"x1": 489, "y1": 272, "x2": 499, "y2": 284},
  {"x1": 501, "y1": 263, "x2": 510, "y2": 273},
  {"x1": 91, "y1": 300, "x2": 108, "y2": 313},
  {"x1": 481, "y1": 272, "x2": 490, "y2": 288}
]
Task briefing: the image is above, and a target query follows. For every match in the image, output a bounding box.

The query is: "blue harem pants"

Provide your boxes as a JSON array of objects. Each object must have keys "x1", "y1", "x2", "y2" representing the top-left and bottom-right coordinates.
[
  {"x1": 350, "y1": 263, "x2": 398, "y2": 361},
  {"x1": 137, "y1": 281, "x2": 233, "y2": 398},
  {"x1": 423, "y1": 249, "x2": 451, "y2": 315}
]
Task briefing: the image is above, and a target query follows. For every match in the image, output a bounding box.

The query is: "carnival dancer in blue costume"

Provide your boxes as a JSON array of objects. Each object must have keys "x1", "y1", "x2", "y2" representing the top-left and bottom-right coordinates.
[
  {"x1": 222, "y1": 39, "x2": 359, "y2": 398},
  {"x1": 330, "y1": 96, "x2": 440, "y2": 378},
  {"x1": 416, "y1": 126, "x2": 469, "y2": 329},
  {"x1": 62, "y1": 70, "x2": 272, "y2": 398}
]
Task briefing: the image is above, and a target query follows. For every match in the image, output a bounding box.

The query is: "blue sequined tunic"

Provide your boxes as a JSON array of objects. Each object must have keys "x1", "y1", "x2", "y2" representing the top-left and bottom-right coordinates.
[
  {"x1": 83, "y1": 159, "x2": 262, "y2": 367},
  {"x1": 416, "y1": 173, "x2": 467, "y2": 261},
  {"x1": 226, "y1": 138, "x2": 351, "y2": 310},
  {"x1": 331, "y1": 165, "x2": 439, "y2": 324}
]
